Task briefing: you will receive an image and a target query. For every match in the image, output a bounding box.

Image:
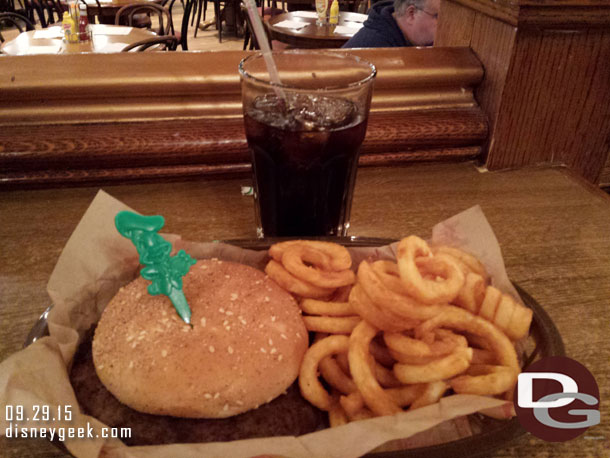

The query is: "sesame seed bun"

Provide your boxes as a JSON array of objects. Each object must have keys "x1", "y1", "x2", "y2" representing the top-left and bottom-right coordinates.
[{"x1": 92, "y1": 259, "x2": 308, "y2": 419}]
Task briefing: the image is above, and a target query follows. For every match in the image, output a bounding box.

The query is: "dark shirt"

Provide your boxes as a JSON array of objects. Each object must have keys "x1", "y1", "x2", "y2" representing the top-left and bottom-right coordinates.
[{"x1": 343, "y1": 0, "x2": 412, "y2": 48}]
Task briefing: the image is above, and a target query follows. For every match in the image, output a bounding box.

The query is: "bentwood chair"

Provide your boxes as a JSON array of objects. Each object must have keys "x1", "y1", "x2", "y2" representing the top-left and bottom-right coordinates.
[
  {"x1": 115, "y1": 3, "x2": 172, "y2": 35},
  {"x1": 37, "y1": 0, "x2": 65, "y2": 26},
  {"x1": 121, "y1": 34, "x2": 178, "y2": 51},
  {"x1": 0, "y1": 11, "x2": 34, "y2": 42}
]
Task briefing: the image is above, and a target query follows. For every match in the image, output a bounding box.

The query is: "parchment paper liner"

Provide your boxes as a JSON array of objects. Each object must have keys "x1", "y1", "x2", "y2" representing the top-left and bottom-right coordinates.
[{"x1": 0, "y1": 190, "x2": 518, "y2": 458}]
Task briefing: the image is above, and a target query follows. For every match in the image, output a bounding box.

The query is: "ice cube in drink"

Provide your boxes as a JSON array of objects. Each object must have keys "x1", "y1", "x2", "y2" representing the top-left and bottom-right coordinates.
[{"x1": 244, "y1": 93, "x2": 368, "y2": 237}]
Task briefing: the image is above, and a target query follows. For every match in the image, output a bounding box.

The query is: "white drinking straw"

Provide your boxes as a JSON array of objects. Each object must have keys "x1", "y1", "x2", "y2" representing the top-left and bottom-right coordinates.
[{"x1": 243, "y1": 0, "x2": 286, "y2": 102}]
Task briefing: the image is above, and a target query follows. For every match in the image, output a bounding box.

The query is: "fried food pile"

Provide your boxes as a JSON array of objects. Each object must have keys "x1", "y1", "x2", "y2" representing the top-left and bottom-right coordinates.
[{"x1": 265, "y1": 237, "x2": 533, "y2": 425}]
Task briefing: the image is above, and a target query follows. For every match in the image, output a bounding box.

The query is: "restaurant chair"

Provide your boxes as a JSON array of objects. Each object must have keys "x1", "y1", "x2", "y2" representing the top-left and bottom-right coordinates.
[
  {"x1": 161, "y1": 0, "x2": 193, "y2": 49},
  {"x1": 37, "y1": 0, "x2": 65, "y2": 26},
  {"x1": 210, "y1": 0, "x2": 225, "y2": 41},
  {"x1": 0, "y1": 11, "x2": 34, "y2": 42},
  {"x1": 121, "y1": 34, "x2": 178, "y2": 51},
  {"x1": 115, "y1": 3, "x2": 172, "y2": 35},
  {"x1": 240, "y1": 1, "x2": 284, "y2": 50},
  {"x1": 80, "y1": 0, "x2": 114, "y2": 24},
  {"x1": 190, "y1": 0, "x2": 205, "y2": 37}
]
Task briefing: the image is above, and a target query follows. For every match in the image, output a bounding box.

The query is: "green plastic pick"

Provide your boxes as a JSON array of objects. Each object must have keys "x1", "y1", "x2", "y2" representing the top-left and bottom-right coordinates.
[{"x1": 115, "y1": 211, "x2": 196, "y2": 325}]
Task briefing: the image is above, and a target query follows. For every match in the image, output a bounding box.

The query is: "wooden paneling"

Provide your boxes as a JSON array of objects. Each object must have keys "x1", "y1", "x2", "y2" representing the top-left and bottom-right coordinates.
[
  {"x1": 436, "y1": 0, "x2": 610, "y2": 184},
  {"x1": 600, "y1": 154, "x2": 610, "y2": 190},
  {"x1": 488, "y1": 29, "x2": 610, "y2": 182},
  {"x1": 448, "y1": 0, "x2": 610, "y2": 28},
  {"x1": 436, "y1": 0, "x2": 476, "y2": 46},
  {"x1": 0, "y1": 48, "x2": 488, "y2": 189}
]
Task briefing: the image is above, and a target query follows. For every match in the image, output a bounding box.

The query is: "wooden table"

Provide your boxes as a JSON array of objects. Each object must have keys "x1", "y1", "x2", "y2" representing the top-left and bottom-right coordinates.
[
  {"x1": 0, "y1": 24, "x2": 158, "y2": 55},
  {"x1": 266, "y1": 11, "x2": 366, "y2": 48},
  {"x1": 1, "y1": 163, "x2": 609, "y2": 457}
]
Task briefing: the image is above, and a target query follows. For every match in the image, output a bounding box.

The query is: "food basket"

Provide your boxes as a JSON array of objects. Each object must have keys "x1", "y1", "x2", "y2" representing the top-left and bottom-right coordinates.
[{"x1": 24, "y1": 236, "x2": 565, "y2": 458}]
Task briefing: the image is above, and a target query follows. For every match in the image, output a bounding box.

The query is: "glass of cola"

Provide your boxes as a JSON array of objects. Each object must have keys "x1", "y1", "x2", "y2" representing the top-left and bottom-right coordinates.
[{"x1": 239, "y1": 51, "x2": 376, "y2": 238}]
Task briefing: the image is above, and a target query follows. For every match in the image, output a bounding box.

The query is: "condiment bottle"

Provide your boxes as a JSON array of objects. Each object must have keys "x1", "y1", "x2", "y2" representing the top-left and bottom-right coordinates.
[
  {"x1": 62, "y1": 11, "x2": 76, "y2": 43},
  {"x1": 329, "y1": 0, "x2": 339, "y2": 25},
  {"x1": 78, "y1": 4, "x2": 90, "y2": 42}
]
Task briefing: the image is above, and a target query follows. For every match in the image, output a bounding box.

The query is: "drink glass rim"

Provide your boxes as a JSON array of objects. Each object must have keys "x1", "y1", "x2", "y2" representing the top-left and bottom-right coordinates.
[{"x1": 238, "y1": 50, "x2": 377, "y2": 92}]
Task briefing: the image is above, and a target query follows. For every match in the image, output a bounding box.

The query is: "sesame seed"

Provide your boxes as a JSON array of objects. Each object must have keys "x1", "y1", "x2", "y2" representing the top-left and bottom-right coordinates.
[
  {"x1": 230, "y1": 293, "x2": 238, "y2": 301},
  {"x1": 271, "y1": 316, "x2": 276, "y2": 322},
  {"x1": 135, "y1": 292, "x2": 142, "y2": 300},
  {"x1": 139, "y1": 330, "x2": 147, "y2": 335},
  {"x1": 264, "y1": 296, "x2": 270, "y2": 302},
  {"x1": 200, "y1": 317, "x2": 207, "y2": 327},
  {"x1": 225, "y1": 326, "x2": 231, "y2": 331},
  {"x1": 182, "y1": 327, "x2": 189, "y2": 332},
  {"x1": 268, "y1": 338, "x2": 273, "y2": 345},
  {"x1": 131, "y1": 342, "x2": 137, "y2": 348},
  {"x1": 126, "y1": 335, "x2": 134, "y2": 342},
  {"x1": 201, "y1": 265, "x2": 208, "y2": 270},
  {"x1": 228, "y1": 346, "x2": 234, "y2": 354},
  {"x1": 240, "y1": 318, "x2": 247, "y2": 325},
  {"x1": 138, "y1": 335, "x2": 145, "y2": 340},
  {"x1": 226, "y1": 311, "x2": 234, "y2": 316},
  {"x1": 223, "y1": 404, "x2": 229, "y2": 411},
  {"x1": 259, "y1": 324, "x2": 264, "y2": 328},
  {"x1": 255, "y1": 280, "x2": 262, "y2": 285},
  {"x1": 161, "y1": 350, "x2": 168, "y2": 357},
  {"x1": 270, "y1": 348, "x2": 277, "y2": 354},
  {"x1": 209, "y1": 346, "x2": 215, "y2": 353},
  {"x1": 278, "y1": 355, "x2": 283, "y2": 361},
  {"x1": 219, "y1": 307, "x2": 225, "y2": 313},
  {"x1": 98, "y1": 364, "x2": 104, "y2": 370},
  {"x1": 281, "y1": 334, "x2": 287, "y2": 340},
  {"x1": 296, "y1": 332, "x2": 301, "y2": 338},
  {"x1": 211, "y1": 258, "x2": 218, "y2": 261},
  {"x1": 223, "y1": 320, "x2": 229, "y2": 326},
  {"x1": 218, "y1": 260, "x2": 223, "y2": 264},
  {"x1": 225, "y1": 275, "x2": 230, "y2": 279},
  {"x1": 236, "y1": 400, "x2": 244, "y2": 406},
  {"x1": 128, "y1": 361, "x2": 134, "y2": 369},
  {"x1": 260, "y1": 347, "x2": 266, "y2": 353},
  {"x1": 204, "y1": 393, "x2": 213, "y2": 399},
  {"x1": 214, "y1": 392, "x2": 220, "y2": 399}
]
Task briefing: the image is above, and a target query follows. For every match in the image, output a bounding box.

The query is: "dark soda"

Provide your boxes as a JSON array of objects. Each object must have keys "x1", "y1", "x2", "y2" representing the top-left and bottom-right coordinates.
[{"x1": 244, "y1": 93, "x2": 368, "y2": 237}]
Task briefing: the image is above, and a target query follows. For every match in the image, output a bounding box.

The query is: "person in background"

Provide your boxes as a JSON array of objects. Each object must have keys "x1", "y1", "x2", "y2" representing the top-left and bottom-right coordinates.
[{"x1": 343, "y1": 0, "x2": 440, "y2": 48}]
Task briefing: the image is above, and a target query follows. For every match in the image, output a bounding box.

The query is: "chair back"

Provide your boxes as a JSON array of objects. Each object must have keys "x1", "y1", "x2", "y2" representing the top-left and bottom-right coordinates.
[
  {"x1": 115, "y1": 3, "x2": 172, "y2": 35},
  {"x1": 162, "y1": 0, "x2": 194, "y2": 49},
  {"x1": 240, "y1": 2, "x2": 271, "y2": 50},
  {"x1": 121, "y1": 34, "x2": 178, "y2": 51},
  {"x1": 0, "y1": 11, "x2": 34, "y2": 42},
  {"x1": 38, "y1": 0, "x2": 66, "y2": 25}
]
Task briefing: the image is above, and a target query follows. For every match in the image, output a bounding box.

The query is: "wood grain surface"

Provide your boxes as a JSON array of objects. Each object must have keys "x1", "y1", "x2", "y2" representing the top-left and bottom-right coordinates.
[
  {"x1": 0, "y1": 162, "x2": 609, "y2": 457},
  {"x1": 0, "y1": 48, "x2": 487, "y2": 188},
  {"x1": 436, "y1": 0, "x2": 610, "y2": 185},
  {"x1": 0, "y1": 25, "x2": 157, "y2": 56}
]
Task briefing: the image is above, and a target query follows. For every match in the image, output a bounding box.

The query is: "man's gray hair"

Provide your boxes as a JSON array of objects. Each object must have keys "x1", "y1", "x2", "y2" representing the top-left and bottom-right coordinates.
[{"x1": 394, "y1": 0, "x2": 426, "y2": 17}]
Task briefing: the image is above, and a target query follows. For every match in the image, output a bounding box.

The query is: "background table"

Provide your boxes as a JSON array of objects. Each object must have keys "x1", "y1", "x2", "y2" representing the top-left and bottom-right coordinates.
[
  {"x1": 0, "y1": 24, "x2": 158, "y2": 55},
  {"x1": 67, "y1": 0, "x2": 163, "y2": 25},
  {"x1": 0, "y1": 163, "x2": 609, "y2": 457},
  {"x1": 266, "y1": 11, "x2": 366, "y2": 48}
]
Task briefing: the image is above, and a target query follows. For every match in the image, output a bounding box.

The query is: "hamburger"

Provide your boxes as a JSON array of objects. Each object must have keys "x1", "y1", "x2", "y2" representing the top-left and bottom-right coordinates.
[{"x1": 92, "y1": 258, "x2": 309, "y2": 419}]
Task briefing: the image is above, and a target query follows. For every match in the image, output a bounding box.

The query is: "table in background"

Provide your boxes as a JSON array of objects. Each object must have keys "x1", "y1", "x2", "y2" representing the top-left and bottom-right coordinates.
[
  {"x1": 1, "y1": 162, "x2": 609, "y2": 457},
  {"x1": 266, "y1": 11, "x2": 366, "y2": 48},
  {"x1": 0, "y1": 24, "x2": 157, "y2": 55},
  {"x1": 71, "y1": 0, "x2": 164, "y2": 24}
]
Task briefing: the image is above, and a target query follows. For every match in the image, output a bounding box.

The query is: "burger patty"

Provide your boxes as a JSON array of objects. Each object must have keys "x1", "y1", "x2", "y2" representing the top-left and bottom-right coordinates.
[{"x1": 70, "y1": 328, "x2": 328, "y2": 446}]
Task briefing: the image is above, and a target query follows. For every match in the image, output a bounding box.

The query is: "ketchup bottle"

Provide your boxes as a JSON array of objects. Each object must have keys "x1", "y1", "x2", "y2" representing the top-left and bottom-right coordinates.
[{"x1": 78, "y1": 4, "x2": 90, "y2": 42}]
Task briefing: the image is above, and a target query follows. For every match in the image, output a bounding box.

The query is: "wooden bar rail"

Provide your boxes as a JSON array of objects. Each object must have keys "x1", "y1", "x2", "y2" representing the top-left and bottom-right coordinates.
[{"x1": 0, "y1": 48, "x2": 487, "y2": 189}]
